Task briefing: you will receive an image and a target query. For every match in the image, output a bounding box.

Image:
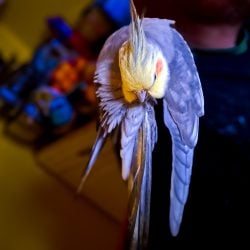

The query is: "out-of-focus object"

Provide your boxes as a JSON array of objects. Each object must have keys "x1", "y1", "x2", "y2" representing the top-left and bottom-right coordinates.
[
  {"x1": 30, "y1": 86, "x2": 75, "y2": 131},
  {"x1": 97, "y1": 0, "x2": 130, "y2": 27},
  {"x1": 5, "y1": 86, "x2": 75, "y2": 144},
  {"x1": 1, "y1": 0, "x2": 130, "y2": 145},
  {"x1": 0, "y1": 38, "x2": 75, "y2": 118},
  {"x1": 51, "y1": 56, "x2": 87, "y2": 94},
  {"x1": 74, "y1": 0, "x2": 130, "y2": 56},
  {"x1": 47, "y1": 16, "x2": 93, "y2": 59}
]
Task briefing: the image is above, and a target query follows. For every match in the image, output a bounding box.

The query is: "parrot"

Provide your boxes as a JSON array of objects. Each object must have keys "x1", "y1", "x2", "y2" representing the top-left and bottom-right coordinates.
[{"x1": 77, "y1": 0, "x2": 204, "y2": 249}]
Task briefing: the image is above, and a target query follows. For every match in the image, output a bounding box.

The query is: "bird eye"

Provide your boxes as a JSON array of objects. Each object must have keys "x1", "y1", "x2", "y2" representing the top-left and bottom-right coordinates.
[{"x1": 153, "y1": 73, "x2": 157, "y2": 82}]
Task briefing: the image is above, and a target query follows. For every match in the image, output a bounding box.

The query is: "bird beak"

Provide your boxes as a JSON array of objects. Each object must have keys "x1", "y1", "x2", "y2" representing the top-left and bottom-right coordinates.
[{"x1": 136, "y1": 90, "x2": 147, "y2": 103}]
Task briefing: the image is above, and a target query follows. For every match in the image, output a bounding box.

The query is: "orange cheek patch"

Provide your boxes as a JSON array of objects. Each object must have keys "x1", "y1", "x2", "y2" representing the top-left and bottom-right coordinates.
[{"x1": 156, "y1": 59, "x2": 163, "y2": 75}]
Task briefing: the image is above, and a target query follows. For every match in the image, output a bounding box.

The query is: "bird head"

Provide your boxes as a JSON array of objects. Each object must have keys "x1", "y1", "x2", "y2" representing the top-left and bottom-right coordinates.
[{"x1": 119, "y1": 0, "x2": 170, "y2": 103}]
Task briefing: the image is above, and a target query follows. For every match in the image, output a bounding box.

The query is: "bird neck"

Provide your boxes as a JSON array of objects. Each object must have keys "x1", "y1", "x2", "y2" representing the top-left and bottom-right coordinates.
[{"x1": 176, "y1": 21, "x2": 243, "y2": 49}]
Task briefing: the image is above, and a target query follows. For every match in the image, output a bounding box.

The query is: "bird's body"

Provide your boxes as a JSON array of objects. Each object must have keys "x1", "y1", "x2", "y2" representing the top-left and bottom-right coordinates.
[{"x1": 78, "y1": 1, "x2": 204, "y2": 249}]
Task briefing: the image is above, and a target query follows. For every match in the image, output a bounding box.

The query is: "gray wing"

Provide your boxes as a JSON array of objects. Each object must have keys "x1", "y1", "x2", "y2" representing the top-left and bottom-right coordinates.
[
  {"x1": 142, "y1": 18, "x2": 176, "y2": 63},
  {"x1": 163, "y1": 29, "x2": 204, "y2": 236}
]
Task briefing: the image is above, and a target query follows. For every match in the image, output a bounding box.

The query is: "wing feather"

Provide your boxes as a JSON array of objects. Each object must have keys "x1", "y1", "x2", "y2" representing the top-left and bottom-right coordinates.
[{"x1": 163, "y1": 29, "x2": 204, "y2": 236}]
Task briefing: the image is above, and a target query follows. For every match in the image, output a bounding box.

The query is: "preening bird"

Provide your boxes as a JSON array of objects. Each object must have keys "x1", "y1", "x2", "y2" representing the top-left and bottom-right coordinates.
[{"x1": 77, "y1": 0, "x2": 204, "y2": 249}]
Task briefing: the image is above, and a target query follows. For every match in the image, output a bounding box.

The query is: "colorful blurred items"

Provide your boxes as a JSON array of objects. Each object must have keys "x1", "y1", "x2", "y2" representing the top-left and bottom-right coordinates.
[
  {"x1": 47, "y1": 16, "x2": 73, "y2": 41},
  {"x1": 32, "y1": 38, "x2": 77, "y2": 78},
  {"x1": 47, "y1": 16, "x2": 93, "y2": 59},
  {"x1": 50, "y1": 57, "x2": 87, "y2": 94},
  {"x1": 49, "y1": 95, "x2": 74, "y2": 127},
  {"x1": 77, "y1": 59, "x2": 97, "y2": 107},
  {"x1": 56, "y1": 0, "x2": 129, "y2": 69},
  {"x1": 73, "y1": 2, "x2": 120, "y2": 56},
  {"x1": 4, "y1": 86, "x2": 76, "y2": 144},
  {"x1": 50, "y1": 56, "x2": 97, "y2": 114},
  {"x1": 31, "y1": 86, "x2": 75, "y2": 129},
  {"x1": 0, "y1": 85, "x2": 17, "y2": 106},
  {"x1": 0, "y1": 37, "x2": 75, "y2": 119},
  {"x1": 96, "y1": 0, "x2": 130, "y2": 28},
  {"x1": 75, "y1": 0, "x2": 130, "y2": 55},
  {"x1": 0, "y1": 64, "x2": 35, "y2": 117},
  {"x1": 23, "y1": 102, "x2": 41, "y2": 124}
]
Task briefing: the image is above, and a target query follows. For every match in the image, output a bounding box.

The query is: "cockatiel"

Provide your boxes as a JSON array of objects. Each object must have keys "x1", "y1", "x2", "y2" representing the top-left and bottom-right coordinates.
[{"x1": 77, "y1": 0, "x2": 204, "y2": 249}]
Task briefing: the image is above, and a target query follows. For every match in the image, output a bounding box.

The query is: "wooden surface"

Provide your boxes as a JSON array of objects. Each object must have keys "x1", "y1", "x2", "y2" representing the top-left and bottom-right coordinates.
[
  {"x1": 35, "y1": 120, "x2": 128, "y2": 222},
  {"x1": 0, "y1": 120, "x2": 124, "y2": 250}
]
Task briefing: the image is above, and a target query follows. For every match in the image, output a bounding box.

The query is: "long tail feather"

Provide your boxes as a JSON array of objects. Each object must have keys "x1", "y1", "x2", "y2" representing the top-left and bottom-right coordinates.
[
  {"x1": 126, "y1": 127, "x2": 143, "y2": 250},
  {"x1": 127, "y1": 111, "x2": 152, "y2": 250},
  {"x1": 77, "y1": 127, "x2": 107, "y2": 194},
  {"x1": 138, "y1": 125, "x2": 152, "y2": 248}
]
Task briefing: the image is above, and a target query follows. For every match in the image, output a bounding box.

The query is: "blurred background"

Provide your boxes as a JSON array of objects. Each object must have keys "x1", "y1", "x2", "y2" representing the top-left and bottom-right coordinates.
[{"x1": 0, "y1": 0, "x2": 130, "y2": 249}]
